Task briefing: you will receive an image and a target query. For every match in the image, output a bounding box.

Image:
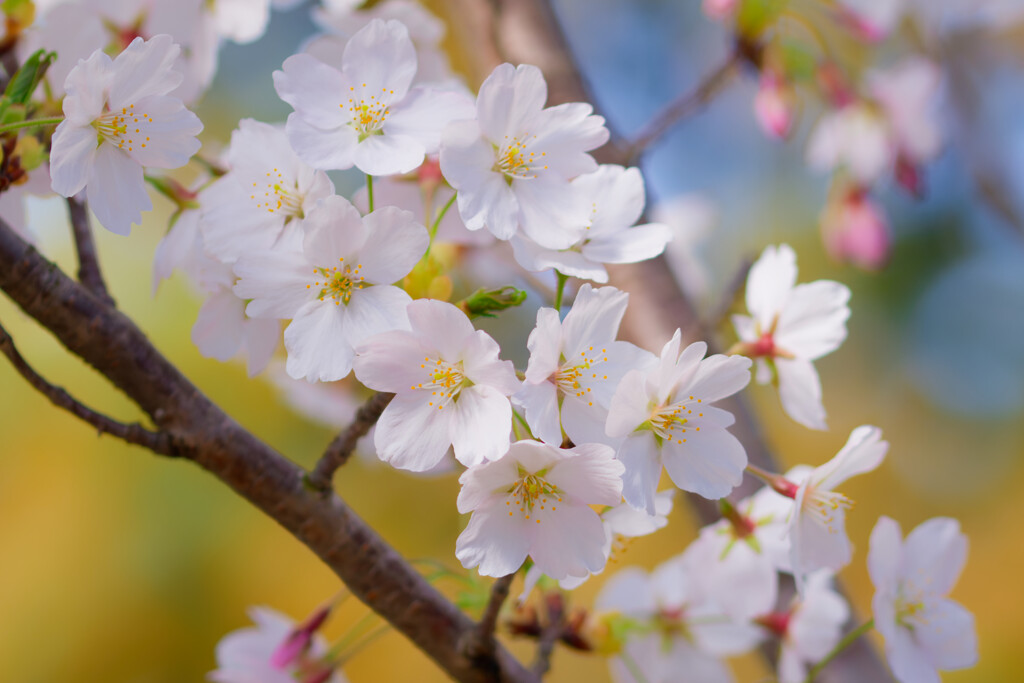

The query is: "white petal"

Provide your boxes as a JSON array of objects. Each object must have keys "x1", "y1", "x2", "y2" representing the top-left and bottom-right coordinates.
[
  {"x1": 284, "y1": 113, "x2": 358, "y2": 171},
  {"x1": 357, "y1": 206, "x2": 429, "y2": 283},
  {"x1": 352, "y1": 133, "x2": 425, "y2": 176},
  {"x1": 582, "y1": 223, "x2": 672, "y2": 264},
  {"x1": 902, "y1": 517, "x2": 967, "y2": 598},
  {"x1": 887, "y1": 626, "x2": 941, "y2": 683},
  {"x1": 456, "y1": 505, "x2": 530, "y2": 577},
  {"x1": 606, "y1": 368, "x2": 653, "y2": 439},
  {"x1": 284, "y1": 301, "x2": 355, "y2": 381},
  {"x1": 340, "y1": 286, "x2": 413, "y2": 349},
  {"x1": 476, "y1": 63, "x2": 547, "y2": 141},
  {"x1": 125, "y1": 94, "x2": 203, "y2": 169},
  {"x1": 450, "y1": 385, "x2": 512, "y2": 466},
  {"x1": 86, "y1": 145, "x2": 151, "y2": 235},
  {"x1": 457, "y1": 456, "x2": 520, "y2": 513},
  {"x1": 683, "y1": 353, "x2": 752, "y2": 403},
  {"x1": 233, "y1": 249, "x2": 314, "y2": 319},
  {"x1": 546, "y1": 442, "x2": 623, "y2": 506},
  {"x1": 746, "y1": 243, "x2": 797, "y2": 328},
  {"x1": 915, "y1": 599, "x2": 977, "y2": 671},
  {"x1": 49, "y1": 122, "x2": 97, "y2": 198},
  {"x1": 340, "y1": 19, "x2": 416, "y2": 100},
  {"x1": 574, "y1": 165, "x2": 645, "y2": 236},
  {"x1": 661, "y1": 426, "x2": 746, "y2": 500},
  {"x1": 514, "y1": 381, "x2": 562, "y2": 446},
  {"x1": 812, "y1": 425, "x2": 888, "y2": 491},
  {"x1": 616, "y1": 432, "x2": 663, "y2": 514},
  {"x1": 561, "y1": 284, "x2": 628, "y2": 354},
  {"x1": 775, "y1": 280, "x2": 851, "y2": 360},
  {"x1": 192, "y1": 290, "x2": 246, "y2": 362},
  {"x1": 775, "y1": 357, "x2": 827, "y2": 430},
  {"x1": 523, "y1": 306, "x2": 563, "y2": 384},
  {"x1": 108, "y1": 35, "x2": 183, "y2": 107},
  {"x1": 867, "y1": 515, "x2": 903, "y2": 592},
  {"x1": 352, "y1": 329, "x2": 426, "y2": 391},
  {"x1": 274, "y1": 53, "x2": 349, "y2": 130},
  {"x1": 530, "y1": 502, "x2": 608, "y2": 580},
  {"x1": 376, "y1": 390, "x2": 454, "y2": 471},
  {"x1": 384, "y1": 87, "x2": 475, "y2": 154},
  {"x1": 516, "y1": 176, "x2": 586, "y2": 250}
]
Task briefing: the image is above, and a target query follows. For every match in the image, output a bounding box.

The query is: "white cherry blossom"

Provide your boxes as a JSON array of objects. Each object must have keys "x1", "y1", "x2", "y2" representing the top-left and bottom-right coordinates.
[
  {"x1": 234, "y1": 196, "x2": 428, "y2": 382},
  {"x1": 786, "y1": 426, "x2": 888, "y2": 588},
  {"x1": 607, "y1": 331, "x2": 751, "y2": 513},
  {"x1": 869, "y1": 516, "x2": 977, "y2": 683},
  {"x1": 200, "y1": 119, "x2": 334, "y2": 263},
  {"x1": 806, "y1": 103, "x2": 891, "y2": 185},
  {"x1": 274, "y1": 19, "x2": 473, "y2": 176},
  {"x1": 771, "y1": 572, "x2": 851, "y2": 683},
  {"x1": 353, "y1": 298, "x2": 520, "y2": 471},
  {"x1": 439, "y1": 63, "x2": 609, "y2": 247},
  {"x1": 455, "y1": 439, "x2": 623, "y2": 579},
  {"x1": 731, "y1": 244, "x2": 851, "y2": 430},
  {"x1": 209, "y1": 606, "x2": 345, "y2": 683},
  {"x1": 510, "y1": 165, "x2": 672, "y2": 281},
  {"x1": 50, "y1": 35, "x2": 203, "y2": 235},
  {"x1": 515, "y1": 284, "x2": 654, "y2": 447}
]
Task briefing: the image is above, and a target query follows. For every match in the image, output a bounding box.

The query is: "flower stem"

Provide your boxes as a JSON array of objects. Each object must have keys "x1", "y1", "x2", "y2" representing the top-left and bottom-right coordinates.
[
  {"x1": 425, "y1": 192, "x2": 457, "y2": 257},
  {"x1": 554, "y1": 271, "x2": 569, "y2": 310},
  {"x1": 0, "y1": 116, "x2": 63, "y2": 134},
  {"x1": 803, "y1": 619, "x2": 874, "y2": 683},
  {"x1": 366, "y1": 174, "x2": 375, "y2": 213},
  {"x1": 619, "y1": 648, "x2": 650, "y2": 683}
]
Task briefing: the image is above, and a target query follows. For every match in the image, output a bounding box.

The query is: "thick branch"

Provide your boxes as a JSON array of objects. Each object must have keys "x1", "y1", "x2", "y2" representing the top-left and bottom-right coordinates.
[
  {"x1": 307, "y1": 391, "x2": 394, "y2": 493},
  {"x1": 0, "y1": 221, "x2": 535, "y2": 683},
  {"x1": 0, "y1": 320, "x2": 174, "y2": 456},
  {"x1": 67, "y1": 197, "x2": 114, "y2": 307},
  {"x1": 531, "y1": 593, "x2": 565, "y2": 677}
]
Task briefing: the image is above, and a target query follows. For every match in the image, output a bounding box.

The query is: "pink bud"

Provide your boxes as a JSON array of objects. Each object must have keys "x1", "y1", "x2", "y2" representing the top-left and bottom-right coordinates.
[
  {"x1": 269, "y1": 603, "x2": 333, "y2": 669},
  {"x1": 417, "y1": 157, "x2": 444, "y2": 190},
  {"x1": 754, "y1": 73, "x2": 795, "y2": 140},
  {"x1": 895, "y1": 154, "x2": 923, "y2": 198},
  {"x1": 755, "y1": 610, "x2": 792, "y2": 636},
  {"x1": 822, "y1": 191, "x2": 891, "y2": 271},
  {"x1": 816, "y1": 63, "x2": 856, "y2": 108},
  {"x1": 837, "y1": 10, "x2": 888, "y2": 43},
  {"x1": 703, "y1": 0, "x2": 738, "y2": 20}
]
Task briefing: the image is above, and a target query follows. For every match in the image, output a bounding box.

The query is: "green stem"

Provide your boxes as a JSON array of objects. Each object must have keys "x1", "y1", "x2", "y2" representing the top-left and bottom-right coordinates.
[
  {"x1": 426, "y1": 192, "x2": 457, "y2": 255},
  {"x1": 554, "y1": 271, "x2": 569, "y2": 310},
  {"x1": 803, "y1": 619, "x2": 874, "y2": 683},
  {"x1": 334, "y1": 624, "x2": 392, "y2": 665},
  {"x1": 0, "y1": 116, "x2": 63, "y2": 134},
  {"x1": 366, "y1": 174, "x2": 375, "y2": 213},
  {"x1": 619, "y1": 647, "x2": 650, "y2": 683},
  {"x1": 325, "y1": 612, "x2": 379, "y2": 660}
]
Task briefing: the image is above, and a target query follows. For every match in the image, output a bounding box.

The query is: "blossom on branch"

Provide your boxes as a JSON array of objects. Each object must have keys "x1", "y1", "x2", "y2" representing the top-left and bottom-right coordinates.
[{"x1": 50, "y1": 35, "x2": 203, "y2": 235}]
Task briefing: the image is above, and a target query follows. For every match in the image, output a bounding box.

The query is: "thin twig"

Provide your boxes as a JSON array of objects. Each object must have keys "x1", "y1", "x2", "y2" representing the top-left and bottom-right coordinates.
[
  {"x1": 0, "y1": 320, "x2": 174, "y2": 456},
  {"x1": 306, "y1": 391, "x2": 394, "y2": 493},
  {"x1": 531, "y1": 592, "x2": 565, "y2": 677},
  {"x1": 463, "y1": 573, "x2": 515, "y2": 665},
  {"x1": 624, "y1": 49, "x2": 743, "y2": 164},
  {"x1": 67, "y1": 197, "x2": 115, "y2": 306}
]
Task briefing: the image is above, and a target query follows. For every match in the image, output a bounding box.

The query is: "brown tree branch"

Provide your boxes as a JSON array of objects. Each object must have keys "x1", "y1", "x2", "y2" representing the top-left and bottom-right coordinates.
[
  {"x1": 530, "y1": 592, "x2": 565, "y2": 678},
  {"x1": 462, "y1": 573, "x2": 515, "y2": 669},
  {"x1": 67, "y1": 197, "x2": 115, "y2": 307},
  {"x1": 307, "y1": 390, "x2": 394, "y2": 493},
  {"x1": 0, "y1": 220, "x2": 535, "y2": 683},
  {"x1": 0, "y1": 320, "x2": 175, "y2": 456}
]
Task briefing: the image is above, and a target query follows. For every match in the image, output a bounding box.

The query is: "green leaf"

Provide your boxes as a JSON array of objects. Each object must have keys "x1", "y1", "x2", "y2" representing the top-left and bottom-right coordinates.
[{"x1": 5, "y1": 48, "x2": 57, "y2": 106}]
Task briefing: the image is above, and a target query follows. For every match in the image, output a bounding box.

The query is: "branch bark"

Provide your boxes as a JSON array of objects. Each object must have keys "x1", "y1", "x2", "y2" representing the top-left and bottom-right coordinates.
[
  {"x1": 307, "y1": 390, "x2": 394, "y2": 493},
  {"x1": 462, "y1": 573, "x2": 515, "y2": 670},
  {"x1": 0, "y1": 220, "x2": 535, "y2": 683},
  {"x1": 67, "y1": 197, "x2": 115, "y2": 307}
]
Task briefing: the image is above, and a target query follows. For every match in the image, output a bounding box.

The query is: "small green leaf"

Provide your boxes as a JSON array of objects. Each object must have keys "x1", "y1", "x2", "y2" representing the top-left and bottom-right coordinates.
[{"x1": 5, "y1": 48, "x2": 57, "y2": 106}]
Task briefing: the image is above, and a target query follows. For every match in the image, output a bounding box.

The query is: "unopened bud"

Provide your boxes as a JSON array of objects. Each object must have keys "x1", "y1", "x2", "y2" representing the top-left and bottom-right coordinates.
[
  {"x1": 754, "y1": 72, "x2": 796, "y2": 140},
  {"x1": 270, "y1": 603, "x2": 333, "y2": 669},
  {"x1": 459, "y1": 286, "x2": 527, "y2": 319},
  {"x1": 821, "y1": 188, "x2": 891, "y2": 271},
  {"x1": 703, "y1": 0, "x2": 738, "y2": 20}
]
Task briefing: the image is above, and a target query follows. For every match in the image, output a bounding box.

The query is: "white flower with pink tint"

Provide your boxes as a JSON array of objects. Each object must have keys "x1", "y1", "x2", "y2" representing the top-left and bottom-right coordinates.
[
  {"x1": 510, "y1": 164, "x2": 672, "y2": 282},
  {"x1": 869, "y1": 516, "x2": 978, "y2": 683},
  {"x1": 209, "y1": 606, "x2": 344, "y2": 683},
  {"x1": 516, "y1": 284, "x2": 654, "y2": 447},
  {"x1": 353, "y1": 299, "x2": 520, "y2": 471},
  {"x1": 785, "y1": 426, "x2": 888, "y2": 588},
  {"x1": 439, "y1": 63, "x2": 609, "y2": 247},
  {"x1": 234, "y1": 196, "x2": 428, "y2": 382},
  {"x1": 274, "y1": 19, "x2": 473, "y2": 176},
  {"x1": 766, "y1": 572, "x2": 850, "y2": 683},
  {"x1": 731, "y1": 244, "x2": 850, "y2": 430},
  {"x1": 49, "y1": 35, "x2": 203, "y2": 235},
  {"x1": 455, "y1": 439, "x2": 624, "y2": 579},
  {"x1": 607, "y1": 331, "x2": 751, "y2": 513},
  {"x1": 806, "y1": 103, "x2": 891, "y2": 185},
  {"x1": 200, "y1": 119, "x2": 334, "y2": 263}
]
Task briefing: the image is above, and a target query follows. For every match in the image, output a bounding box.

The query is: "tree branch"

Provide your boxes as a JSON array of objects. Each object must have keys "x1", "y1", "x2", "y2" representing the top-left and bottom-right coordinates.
[
  {"x1": 623, "y1": 49, "x2": 743, "y2": 164},
  {"x1": 307, "y1": 391, "x2": 394, "y2": 493},
  {"x1": 462, "y1": 573, "x2": 515, "y2": 670},
  {"x1": 531, "y1": 592, "x2": 565, "y2": 677},
  {"x1": 0, "y1": 319, "x2": 175, "y2": 456},
  {"x1": 0, "y1": 220, "x2": 535, "y2": 683},
  {"x1": 67, "y1": 197, "x2": 115, "y2": 307}
]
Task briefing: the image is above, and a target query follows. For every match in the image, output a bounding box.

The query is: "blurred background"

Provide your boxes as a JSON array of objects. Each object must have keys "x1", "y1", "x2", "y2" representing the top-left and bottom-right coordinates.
[{"x1": 1, "y1": 0, "x2": 1022, "y2": 681}]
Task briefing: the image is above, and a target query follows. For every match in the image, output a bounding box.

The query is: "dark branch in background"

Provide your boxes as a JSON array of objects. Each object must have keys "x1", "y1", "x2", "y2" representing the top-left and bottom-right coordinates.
[
  {"x1": 446, "y1": 1, "x2": 890, "y2": 680},
  {"x1": 531, "y1": 592, "x2": 565, "y2": 677},
  {"x1": 307, "y1": 391, "x2": 394, "y2": 493},
  {"x1": 462, "y1": 573, "x2": 515, "y2": 668},
  {"x1": 623, "y1": 49, "x2": 743, "y2": 164},
  {"x1": 0, "y1": 320, "x2": 175, "y2": 456},
  {"x1": 0, "y1": 219, "x2": 536, "y2": 683},
  {"x1": 67, "y1": 197, "x2": 115, "y2": 307}
]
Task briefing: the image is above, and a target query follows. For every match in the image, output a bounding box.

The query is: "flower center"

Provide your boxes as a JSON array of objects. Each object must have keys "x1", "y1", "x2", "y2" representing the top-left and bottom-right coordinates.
[
  {"x1": 553, "y1": 346, "x2": 610, "y2": 407},
  {"x1": 93, "y1": 103, "x2": 153, "y2": 153},
  {"x1": 251, "y1": 168, "x2": 304, "y2": 219},
  {"x1": 648, "y1": 395, "x2": 704, "y2": 445},
  {"x1": 493, "y1": 134, "x2": 547, "y2": 181},
  {"x1": 802, "y1": 486, "x2": 854, "y2": 528},
  {"x1": 506, "y1": 469, "x2": 563, "y2": 523},
  {"x1": 342, "y1": 84, "x2": 394, "y2": 141},
  {"x1": 894, "y1": 592, "x2": 927, "y2": 629},
  {"x1": 310, "y1": 258, "x2": 366, "y2": 306},
  {"x1": 412, "y1": 357, "x2": 468, "y2": 410}
]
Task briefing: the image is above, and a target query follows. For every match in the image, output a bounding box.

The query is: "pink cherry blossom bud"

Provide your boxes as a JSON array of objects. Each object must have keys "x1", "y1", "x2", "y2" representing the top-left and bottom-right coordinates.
[
  {"x1": 269, "y1": 602, "x2": 332, "y2": 669},
  {"x1": 754, "y1": 73, "x2": 796, "y2": 140},
  {"x1": 895, "y1": 154, "x2": 923, "y2": 198},
  {"x1": 418, "y1": 157, "x2": 444, "y2": 190},
  {"x1": 837, "y1": 10, "x2": 887, "y2": 43},
  {"x1": 822, "y1": 190, "x2": 891, "y2": 271},
  {"x1": 755, "y1": 610, "x2": 792, "y2": 637},
  {"x1": 816, "y1": 63, "x2": 855, "y2": 108},
  {"x1": 703, "y1": 0, "x2": 738, "y2": 20}
]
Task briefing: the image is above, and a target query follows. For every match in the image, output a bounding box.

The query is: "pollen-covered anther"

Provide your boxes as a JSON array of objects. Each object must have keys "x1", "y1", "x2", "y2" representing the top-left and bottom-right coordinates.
[
  {"x1": 252, "y1": 169, "x2": 304, "y2": 218},
  {"x1": 507, "y1": 472, "x2": 561, "y2": 522},
  {"x1": 93, "y1": 105, "x2": 153, "y2": 153},
  {"x1": 420, "y1": 358, "x2": 468, "y2": 409},
  {"x1": 494, "y1": 135, "x2": 540, "y2": 179},
  {"x1": 313, "y1": 262, "x2": 368, "y2": 305},
  {"x1": 804, "y1": 488, "x2": 854, "y2": 528}
]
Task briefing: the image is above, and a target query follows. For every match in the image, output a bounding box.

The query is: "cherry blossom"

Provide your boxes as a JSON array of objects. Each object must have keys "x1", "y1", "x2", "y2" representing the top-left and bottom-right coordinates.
[
  {"x1": 731, "y1": 244, "x2": 851, "y2": 430},
  {"x1": 234, "y1": 196, "x2": 428, "y2": 382},
  {"x1": 200, "y1": 119, "x2": 334, "y2": 263},
  {"x1": 439, "y1": 63, "x2": 609, "y2": 247},
  {"x1": 806, "y1": 102, "x2": 891, "y2": 185},
  {"x1": 869, "y1": 516, "x2": 977, "y2": 683},
  {"x1": 767, "y1": 572, "x2": 851, "y2": 683},
  {"x1": 49, "y1": 35, "x2": 203, "y2": 235},
  {"x1": 821, "y1": 188, "x2": 892, "y2": 270},
  {"x1": 274, "y1": 19, "x2": 473, "y2": 176},
  {"x1": 607, "y1": 331, "x2": 751, "y2": 512},
  {"x1": 515, "y1": 284, "x2": 654, "y2": 447},
  {"x1": 454, "y1": 439, "x2": 624, "y2": 579},
  {"x1": 209, "y1": 606, "x2": 344, "y2": 683},
  {"x1": 353, "y1": 299, "x2": 520, "y2": 470},
  {"x1": 785, "y1": 426, "x2": 889, "y2": 587},
  {"x1": 510, "y1": 164, "x2": 672, "y2": 282}
]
